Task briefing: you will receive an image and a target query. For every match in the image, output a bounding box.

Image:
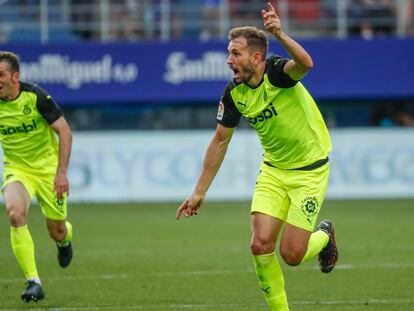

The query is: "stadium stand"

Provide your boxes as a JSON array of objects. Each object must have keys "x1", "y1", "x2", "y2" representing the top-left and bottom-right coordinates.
[
  {"x1": 0, "y1": 0, "x2": 412, "y2": 130},
  {"x1": 0, "y1": 0, "x2": 408, "y2": 43}
]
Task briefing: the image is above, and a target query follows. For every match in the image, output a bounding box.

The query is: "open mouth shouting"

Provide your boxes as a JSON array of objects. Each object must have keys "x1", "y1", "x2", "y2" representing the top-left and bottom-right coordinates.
[{"x1": 229, "y1": 65, "x2": 241, "y2": 81}]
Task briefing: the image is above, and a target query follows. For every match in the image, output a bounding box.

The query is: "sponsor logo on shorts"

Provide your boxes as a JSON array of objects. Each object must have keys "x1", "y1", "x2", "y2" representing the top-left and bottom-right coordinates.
[
  {"x1": 301, "y1": 196, "x2": 319, "y2": 224},
  {"x1": 56, "y1": 197, "x2": 65, "y2": 208}
]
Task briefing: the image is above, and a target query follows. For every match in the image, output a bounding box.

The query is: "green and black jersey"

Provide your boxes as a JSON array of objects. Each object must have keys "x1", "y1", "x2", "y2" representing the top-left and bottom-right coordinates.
[
  {"x1": 0, "y1": 81, "x2": 62, "y2": 175},
  {"x1": 217, "y1": 55, "x2": 331, "y2": 169}
]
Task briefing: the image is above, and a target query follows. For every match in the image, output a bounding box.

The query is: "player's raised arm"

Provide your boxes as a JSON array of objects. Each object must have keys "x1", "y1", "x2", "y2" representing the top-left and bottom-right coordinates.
[
  {"x1": 176, "y1": 124, "x2": 235, "y2": 220},
  {"x1": 261, "y1": 2, "x2": 313, "y2": 80}
]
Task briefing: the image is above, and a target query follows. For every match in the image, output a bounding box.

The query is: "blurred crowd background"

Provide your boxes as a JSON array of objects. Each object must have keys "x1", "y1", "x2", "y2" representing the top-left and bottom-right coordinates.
[
  {"x1": 1, "y1": 0, "x2": 412, "y2": 42},
  {"x1": 0, "y1": 0, "x2": 413, "y2": 131}
]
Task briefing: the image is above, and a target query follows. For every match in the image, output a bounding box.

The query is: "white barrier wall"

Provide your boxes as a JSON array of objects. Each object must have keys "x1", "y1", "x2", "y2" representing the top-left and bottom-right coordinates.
[
  {"x1": 328, "y1": 128, "x2": 414, "y2": 199},
  {"x1": 0, "y1": 128, "x2": 413, "y2": 201}
]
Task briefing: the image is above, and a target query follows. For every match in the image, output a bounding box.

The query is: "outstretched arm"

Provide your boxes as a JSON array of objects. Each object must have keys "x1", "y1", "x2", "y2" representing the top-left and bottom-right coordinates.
[
  {"x1": 176, "y1": 124, "x2": 234, "y2": 220},
  {"x1": 50, "y1": 116, "x2": 73, "y2": 199},
  {"x1": 262, "y1": 2, "x2": 313, "y2": 80}
]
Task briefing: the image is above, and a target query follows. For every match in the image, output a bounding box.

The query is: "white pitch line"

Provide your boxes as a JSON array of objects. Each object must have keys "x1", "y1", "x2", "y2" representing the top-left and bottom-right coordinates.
[
  {"x1": 293, "y1": 298, "x2": 414, "y2": 305},
  {"x1": 0, "y1": 274, "x2": 131, "y2": 283},
  {"x1": 332, "y1": 263, "x2": 414, "y2": 270},
  {"x1": 152, "y1": 262, "x2": 414, "y2": 276},
  {"x1": 0, "y1": 299, "x2": 413, "y2": 311},
  {"x1": 1, "y1": 262, "x2": 413, "y2": 284}
]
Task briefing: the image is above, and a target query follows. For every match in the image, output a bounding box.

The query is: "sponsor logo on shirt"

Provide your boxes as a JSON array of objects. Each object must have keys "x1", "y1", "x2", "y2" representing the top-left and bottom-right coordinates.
[
  {"x1": 0, "y1": 119, "x2": 37, "y2": 135},
  {"x1": 248, "y1": 103, "x2": 278, "y2": 125}
]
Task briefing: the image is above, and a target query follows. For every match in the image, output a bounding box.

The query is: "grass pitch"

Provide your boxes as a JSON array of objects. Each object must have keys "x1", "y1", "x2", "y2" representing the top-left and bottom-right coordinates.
[{"x1": 0, "y1": 199, "x2": 413, "y2": 310}]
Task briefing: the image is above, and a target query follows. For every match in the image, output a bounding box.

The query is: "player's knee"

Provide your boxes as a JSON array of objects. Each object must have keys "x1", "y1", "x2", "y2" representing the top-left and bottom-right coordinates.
[
  {"x1": 250, "y1": 239, "x2": 275, "y2": 255},
  {"x1": 280, "y1": 248, "x2": 304, "y2": 266},
  {"x1": 6, "y1": 208, "x2": 26, "y2": 227}
]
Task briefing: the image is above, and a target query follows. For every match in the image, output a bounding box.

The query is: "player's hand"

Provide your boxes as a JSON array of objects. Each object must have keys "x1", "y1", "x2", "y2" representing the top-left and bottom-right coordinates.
[
  {"x1": 54, "y1": 170, "x2": 69, "y2": 199},
  {"x1": 176, "y1": 192, "x2": 205, "y2": 220},
  {"x1": 261, "y1": 2, "x2": 282, "y2": 38}
]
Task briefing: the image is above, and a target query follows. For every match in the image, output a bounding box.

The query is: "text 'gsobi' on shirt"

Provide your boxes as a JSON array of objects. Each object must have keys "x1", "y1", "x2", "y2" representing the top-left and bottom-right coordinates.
[
  {"x1": 217, "y1": 55, "x2": 332, "y2": 170},
  {"x1": 0, "y1": 82, "x2": 63, "y2": 175}
]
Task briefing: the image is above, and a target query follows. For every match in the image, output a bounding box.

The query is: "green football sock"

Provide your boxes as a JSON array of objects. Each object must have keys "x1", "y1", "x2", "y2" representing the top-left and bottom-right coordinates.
[
  {"x1": 57, "y1": 221, "x2": 73, "y2": 246},
  {"x1": 253, "y1": 252, "x2": 289, "y2": 311},
  {"x1": 301, "y1": 230, "x2": 329, "y2": 263},
  {"x1": 10, "y1": 225, "x2": 39, "y2": 280}
]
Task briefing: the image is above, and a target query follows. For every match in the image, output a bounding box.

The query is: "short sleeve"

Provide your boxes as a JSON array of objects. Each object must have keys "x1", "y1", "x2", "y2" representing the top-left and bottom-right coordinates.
[
  {"x1": 34, "y1": 86, "x2": 63, "y2": 124},
  {"x1": 266, "y1": 55, "x2": 298, "y2": 88},
  {"x1": 216, "y1": 82, "x2": 242, "y2": 128}
]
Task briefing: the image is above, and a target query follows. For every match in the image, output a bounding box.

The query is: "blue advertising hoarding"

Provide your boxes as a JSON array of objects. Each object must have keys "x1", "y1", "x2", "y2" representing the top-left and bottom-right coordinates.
[{"x1": 2, "y1": 38, "x2": 413, "y2": 104}]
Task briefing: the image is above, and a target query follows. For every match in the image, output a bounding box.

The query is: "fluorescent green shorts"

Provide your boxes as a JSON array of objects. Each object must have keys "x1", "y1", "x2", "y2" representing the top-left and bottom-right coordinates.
[
  {"x1": 251, "y1": 161, "x2": 330, "y2": 232},
  {"x1": 2, "y1": 166, "x2": 67, "y2": 220}
]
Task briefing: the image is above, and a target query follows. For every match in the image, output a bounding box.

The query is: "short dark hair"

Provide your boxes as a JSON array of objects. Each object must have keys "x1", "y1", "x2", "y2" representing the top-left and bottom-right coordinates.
[
  {"x1": 0, "y1": 51, "x2": 20, "y2": 73},
  {"x1": 228, "y1": 26, "x2": 268, "y2": 60}
]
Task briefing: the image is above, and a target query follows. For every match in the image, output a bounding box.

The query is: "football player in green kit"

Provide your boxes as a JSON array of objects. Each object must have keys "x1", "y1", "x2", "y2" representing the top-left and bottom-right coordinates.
[
  {"x1": 0, "y1": 51, "x2": 73, "y2": 302},
  {"x1": 176, "y1": 3, "x2": 338, "y2": 310}
]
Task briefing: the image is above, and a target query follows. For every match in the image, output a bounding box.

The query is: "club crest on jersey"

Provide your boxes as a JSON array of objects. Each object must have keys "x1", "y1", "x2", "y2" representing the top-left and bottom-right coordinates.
[
  {"x1": 23, "y1": 105, "x2": 32, "y2": 115},
  {"x1": 301, "y1": 196, "x2": 319, "y2": 223},
  {"x1": 217, "y1": 101, "x2": 224, "y2": 120}
]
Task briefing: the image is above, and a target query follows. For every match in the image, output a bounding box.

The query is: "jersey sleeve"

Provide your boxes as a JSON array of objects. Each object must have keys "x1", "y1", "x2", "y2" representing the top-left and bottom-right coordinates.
[
  {"x1": 34, "y1": 86, "x2": 63, "y2": 124},
  {"x1": 266, "y1": 55, "x2": 298, "y2": 88},
  {"x1": 216, "y1": 82, "x2": 242, "y2": 128}
]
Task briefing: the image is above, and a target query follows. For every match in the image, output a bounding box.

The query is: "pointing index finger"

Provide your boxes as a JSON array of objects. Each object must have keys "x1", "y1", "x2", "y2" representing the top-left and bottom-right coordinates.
[
  {"x1": 176, "y1": 208, "x2": 183, "y2": 220},
  {"x1": 268, "y1": 2, "x2": 275, "y2": 12}
]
